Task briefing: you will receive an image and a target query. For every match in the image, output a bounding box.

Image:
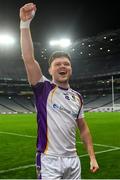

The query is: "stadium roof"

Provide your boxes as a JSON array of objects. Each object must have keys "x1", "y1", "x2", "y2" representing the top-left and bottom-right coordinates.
[
  {"x1": 0, "y1": 0, "x2": 120, "y2": 81},
  {"x1": 33, "y1": 28, "x2": 120, "y2": 60},
  {"x1": 0, "y1": 0, "x2": 120, "y2": 43}
]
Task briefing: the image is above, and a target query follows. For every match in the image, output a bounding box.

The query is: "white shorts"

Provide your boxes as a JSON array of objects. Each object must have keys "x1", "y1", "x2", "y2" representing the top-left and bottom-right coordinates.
[{"x1": 36, "y1": 153, "x2": 81, "y2": 179}]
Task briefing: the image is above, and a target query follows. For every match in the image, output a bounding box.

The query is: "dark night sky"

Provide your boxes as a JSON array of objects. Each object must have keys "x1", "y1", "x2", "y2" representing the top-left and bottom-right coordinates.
[{"x1": 0, "y1": 0, "x2": 120, "y2": 45}]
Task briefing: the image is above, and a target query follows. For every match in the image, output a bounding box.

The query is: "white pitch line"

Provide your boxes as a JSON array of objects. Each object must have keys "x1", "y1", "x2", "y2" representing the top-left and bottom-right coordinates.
[
  {"x1": 0, "y1": 148, "x2": 120, "y2": 174},
  {"x1": 0, "y1": 131, "x2": 120, "y2": 149},
  {"x1": 92, "y1": 142, "x2": 120, "y2": 149},
  {"x1": 0, "y1": 131, "x2": 36, "y2": 138},
  {"x1": 76, "y1": 141, "x2": 120, "y2": 149},
  {"x1": 79, "y1": 147, "x2": 120, "y2": 158},
  {"x1": 0, "y1": 164, "x2": 35, "y2": 174}
]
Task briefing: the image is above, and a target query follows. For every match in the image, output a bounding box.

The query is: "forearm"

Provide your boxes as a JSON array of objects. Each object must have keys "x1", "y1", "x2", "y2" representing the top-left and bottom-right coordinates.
[
  {"x1": 77, "y1": 119, "x2": 96, "y2": 160},
  {"x1": 20, "y1": 28, "x2": 35, "y2": 63},
  {"x1": 80, "y1": 124, "x2": 96, "y2": 160},
  {"x1": 77, "y1": 118, "x2": 99, "y2": 172}
]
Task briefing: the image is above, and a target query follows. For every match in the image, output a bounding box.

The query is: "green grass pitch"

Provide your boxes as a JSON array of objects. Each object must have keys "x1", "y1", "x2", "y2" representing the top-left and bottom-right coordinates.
[{"x1": 0, "y1": 112, "x2": 120, "y2": 179}]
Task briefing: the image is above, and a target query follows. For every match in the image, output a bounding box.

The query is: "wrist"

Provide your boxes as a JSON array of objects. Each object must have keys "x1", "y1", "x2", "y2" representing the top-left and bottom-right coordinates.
[
  {"x1": 20, "y1": 10, "x2": 35, "y2": 29},
  {"x1": 90, "y1": 156, "x2": 96, "y2": 161},
  {"x1": 20, "y1": 19, "x2": 31, "y2": 29}
]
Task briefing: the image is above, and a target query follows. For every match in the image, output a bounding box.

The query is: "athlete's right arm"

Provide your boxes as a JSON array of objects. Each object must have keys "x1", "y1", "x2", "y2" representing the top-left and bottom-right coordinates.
[{"x1": 20, "y1": 3, "x2": 42, "y2": 85}]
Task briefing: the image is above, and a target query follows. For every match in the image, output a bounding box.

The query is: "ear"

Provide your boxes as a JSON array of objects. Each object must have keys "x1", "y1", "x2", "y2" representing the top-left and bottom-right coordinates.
[{"x1": 48, "y1": 67, "x2": 52, "y2": 76}]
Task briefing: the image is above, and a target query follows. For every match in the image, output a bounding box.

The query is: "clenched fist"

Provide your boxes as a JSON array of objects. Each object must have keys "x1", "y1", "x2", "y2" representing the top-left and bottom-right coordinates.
[{"x1": 20, "y1": 3, "x2": 36, "y2": 21}]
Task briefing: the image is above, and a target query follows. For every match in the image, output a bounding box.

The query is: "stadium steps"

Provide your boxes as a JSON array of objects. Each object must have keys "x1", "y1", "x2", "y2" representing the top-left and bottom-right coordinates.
[
  {"x1": 100, "y1": 95, "x2": 120, "y2": 107},
  {"x1": 89, "y1": 95, "x2": 120, "y2": 111},
  {"x1": 0, "y1": 103, "x2": 16, "y2": 113},
  {"x1": 0, "y1": 96, "x2": 29, "y2": 113},
  {"x1": 29, "y1": 98, "x2": 35, "y2": 108},
  {"x1": 11, "y1": 98, "x2": 34, "y2": 112},
  {"x1": 84, "y1": 96, "x2": 101, "y2": 105}
]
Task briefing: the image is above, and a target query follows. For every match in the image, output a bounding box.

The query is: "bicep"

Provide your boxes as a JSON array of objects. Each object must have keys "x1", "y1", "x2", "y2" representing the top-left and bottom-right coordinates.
[
  {"x1": 77, "y1": 118, "x2": 86, "y2": 130},
  {"x1": 24, "y1": 60, "x2": 42, "y2": 85},
  {"x1": 77, "y1": 117, "x2": 91, "y2": 142},
  {"x1": 77, "y1": 117, "x2": 89, "y2": 135}
]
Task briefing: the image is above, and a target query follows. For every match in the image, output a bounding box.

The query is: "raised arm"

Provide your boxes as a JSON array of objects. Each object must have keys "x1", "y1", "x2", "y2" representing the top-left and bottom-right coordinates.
[
  {"x1": 77, "y1": 118, "x2": 99, "y2": 173},
  {"x1": 20, "y1": 3, "x2": 42, "y2": 85}
]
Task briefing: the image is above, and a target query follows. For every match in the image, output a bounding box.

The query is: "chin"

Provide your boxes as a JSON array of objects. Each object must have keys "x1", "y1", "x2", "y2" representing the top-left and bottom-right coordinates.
[{"x1": 58, "y1": 78, "x2": 69, "y2": 83}]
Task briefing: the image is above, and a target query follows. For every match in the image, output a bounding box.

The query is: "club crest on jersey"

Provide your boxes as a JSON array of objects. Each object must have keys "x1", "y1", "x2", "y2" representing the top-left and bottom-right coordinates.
[{"x1": 63, "y1": 93, "x2": 76, "y2": 102}]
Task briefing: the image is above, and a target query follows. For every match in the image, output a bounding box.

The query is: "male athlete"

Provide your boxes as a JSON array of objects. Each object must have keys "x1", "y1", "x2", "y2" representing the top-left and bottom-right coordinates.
[{"x1": 19, "y1": 2, "x2": 99, "y2": 179}]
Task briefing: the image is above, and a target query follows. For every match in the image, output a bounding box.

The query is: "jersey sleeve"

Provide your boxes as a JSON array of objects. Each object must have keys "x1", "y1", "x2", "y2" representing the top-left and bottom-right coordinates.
[
  {"x1": 31, "y1": 75, "x2": 55, "y2": 98},
  {"x1": 78, "y1": 105, "x2": 85, "y2": 119},
  {"x1": 77, "y1": 94, "x2": 85, "y2": 119},
  {"x1": 38, "y1": 75, "x2": 50, "y2": 83}
]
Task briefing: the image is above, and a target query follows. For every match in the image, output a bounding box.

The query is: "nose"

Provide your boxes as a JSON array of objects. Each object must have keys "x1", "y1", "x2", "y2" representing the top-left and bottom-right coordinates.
[{"x1": 60, "y1": 63, "x2": 66, "y2": 68}]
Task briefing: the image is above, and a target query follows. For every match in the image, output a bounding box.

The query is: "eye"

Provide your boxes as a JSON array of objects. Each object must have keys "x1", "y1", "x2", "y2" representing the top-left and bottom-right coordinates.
[
  {"x1": 55, "y1": 63, "x2": 61, "y2": 66},
  {"x1": 64, "y1": 62, "x2": 70, "y2": 66}
]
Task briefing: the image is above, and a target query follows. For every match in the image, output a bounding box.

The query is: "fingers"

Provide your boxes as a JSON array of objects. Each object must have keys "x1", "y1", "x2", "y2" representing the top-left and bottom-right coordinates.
[
  {"x1": 20, "y1": 3, "x2": 36, "y2": 21},
  {"x1": 22, "y1": 3, "x2": 36, "y2": 12},
  {"x1": 90, "y1": 160, "x2": 99, "y2": 173},
  {"x1": 90, "y1": 166, "x2": 99, "y2": 173}
]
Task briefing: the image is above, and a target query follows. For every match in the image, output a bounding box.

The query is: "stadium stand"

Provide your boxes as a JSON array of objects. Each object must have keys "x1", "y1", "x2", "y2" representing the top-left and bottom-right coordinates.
[
  {"x1": 0, "y1": 95, "x2": 35, "y2": 114},
  {"x1": 0, "y1": 28, "x2": 120, "y2": 113}
]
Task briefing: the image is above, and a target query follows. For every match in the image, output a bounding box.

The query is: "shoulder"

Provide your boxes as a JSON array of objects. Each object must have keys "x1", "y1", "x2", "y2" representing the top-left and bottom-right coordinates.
[
  {"x1": 70, "y1": 88, "x2": 83, "y2": 103},
  {"x1": 31, "y1": 75, "x2": 56, "y2": 92}
]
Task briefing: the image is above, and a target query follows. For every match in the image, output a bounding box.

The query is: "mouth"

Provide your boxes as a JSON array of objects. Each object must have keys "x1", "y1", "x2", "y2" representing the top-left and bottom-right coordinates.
[{"x1": 59, "y1": 71, "x2": 67, "y2": 75}]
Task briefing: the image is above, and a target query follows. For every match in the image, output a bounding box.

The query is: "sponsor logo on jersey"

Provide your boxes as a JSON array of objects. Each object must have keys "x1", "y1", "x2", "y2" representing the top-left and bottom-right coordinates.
[{"x1": 52, "y1": 103, "x2": 78, "y2": 118}]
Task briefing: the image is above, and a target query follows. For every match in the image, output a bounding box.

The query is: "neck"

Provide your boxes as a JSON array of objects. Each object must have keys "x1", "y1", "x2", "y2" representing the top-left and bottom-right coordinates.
[{"x1": 53, "y1": 80, "x2": 70, "y2": 89}]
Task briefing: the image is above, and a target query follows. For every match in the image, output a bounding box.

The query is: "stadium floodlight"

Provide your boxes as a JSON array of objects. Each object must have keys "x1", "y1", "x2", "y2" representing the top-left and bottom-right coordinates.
[
  {"x1": 0, "y1": 34, "x2": 15, "y2": 46},
  {"x1": 49, "y1": 40, "x2": 59, "y2": 46},
  {"x1": 49, "y1": 38, "x2": 71, "y2": 48},
  {"x1": 59, "y1": 39, "x2": 71, "y2": 48}
]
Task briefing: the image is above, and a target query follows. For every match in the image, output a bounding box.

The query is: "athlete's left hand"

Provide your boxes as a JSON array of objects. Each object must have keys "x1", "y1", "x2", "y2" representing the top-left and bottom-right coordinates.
[{"x1": 90, "y1": 158, "x2": 99, "y2": 173}]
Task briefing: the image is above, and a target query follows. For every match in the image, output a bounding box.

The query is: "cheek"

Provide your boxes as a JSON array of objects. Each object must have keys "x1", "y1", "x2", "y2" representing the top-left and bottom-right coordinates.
[
  {"x1": 68, "y1": 68, "x2": 72, "y2": 74},
  {"x1": 49, "y1": 68, "x2": 58, "y2": 76}
]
